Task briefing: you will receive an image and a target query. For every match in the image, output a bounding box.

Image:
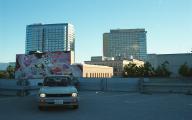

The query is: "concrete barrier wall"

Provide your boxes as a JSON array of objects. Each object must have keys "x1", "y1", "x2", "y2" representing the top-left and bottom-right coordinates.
[
  {"x1": 78, "y1": 78, "x2": 141, "y2": 92},
  {"x1": 105, "y1": 78, "x2": 139, "y2": 92},
  {"x1": 0, "y1": 79, "x2": 17, "y2": 87},
  {"x1": 78, "y1": 78, "x2": 103, "y2": 91},
  {"x1": 143, "y1": 83, "x2": 192, "y2": 93},
  {"x1": 142, "y1": 78, "x2": 192, "y2": 93},
  {"x1": 0, "y1": 78, "x2": 192, "y2": 96},
  {"x1": 0, "y1": 79, "x2": 41, "y2": 96},
  {"x1": 0, "y1": 79, "x2": 19, "y2": 95},
  {"x1": 77, "y1": 77, "x2": 192, "y2": 93},
  {"x1": 27, "y1": 79, "x2": 43, "y2": 95}
]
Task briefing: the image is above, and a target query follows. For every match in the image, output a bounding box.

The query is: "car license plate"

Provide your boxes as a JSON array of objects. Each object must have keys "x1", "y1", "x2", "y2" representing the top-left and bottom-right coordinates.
[{"x1": 54, "y1": 100, "x2": 63, "y2": 104}]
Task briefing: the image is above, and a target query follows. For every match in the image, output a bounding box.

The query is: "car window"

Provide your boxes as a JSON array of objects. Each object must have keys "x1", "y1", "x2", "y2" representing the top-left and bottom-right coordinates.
[{"x1": 43, "y1": 77, "x2": 72, "y2": 87}]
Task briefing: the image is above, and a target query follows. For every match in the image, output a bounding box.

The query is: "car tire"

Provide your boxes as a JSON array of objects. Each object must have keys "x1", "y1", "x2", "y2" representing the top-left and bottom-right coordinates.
[
  {"x1": 38, "y1": 106, "x2": 45, "y2": 111},
  {"x1": 73, "y1": 105, "x2": 79, "y2": 109}
]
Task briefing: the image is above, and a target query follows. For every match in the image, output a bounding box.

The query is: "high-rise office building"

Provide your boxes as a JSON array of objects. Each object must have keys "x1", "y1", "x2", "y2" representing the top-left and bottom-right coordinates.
[
  {"x1": 25, "y1": 23, "x2": 75, "y2": 54},
  {"x1": 103, "y1": 29, "x2": 147, "y2": 61}
]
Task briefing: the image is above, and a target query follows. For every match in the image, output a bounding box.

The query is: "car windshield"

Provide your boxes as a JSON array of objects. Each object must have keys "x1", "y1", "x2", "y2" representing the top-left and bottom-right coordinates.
[{"x1": 43, "y1": 76, "x2": 72, "y2": 87}]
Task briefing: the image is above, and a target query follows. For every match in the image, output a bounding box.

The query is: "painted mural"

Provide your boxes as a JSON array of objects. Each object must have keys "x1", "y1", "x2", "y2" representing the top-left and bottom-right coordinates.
[{"x1": 15, "y1": 51, "x2": 82, "y2": 79}]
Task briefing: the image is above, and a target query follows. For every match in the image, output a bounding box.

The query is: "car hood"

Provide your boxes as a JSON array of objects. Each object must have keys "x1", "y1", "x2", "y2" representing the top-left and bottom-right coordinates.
[{"x1": 39, "y1": 86, "x2": 78, "y2": 94}]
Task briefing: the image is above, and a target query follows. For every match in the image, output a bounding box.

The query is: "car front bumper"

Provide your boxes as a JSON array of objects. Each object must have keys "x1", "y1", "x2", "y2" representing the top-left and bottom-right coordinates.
[{"x1": 38, "y1": 97, "x2": 79, "y2": 107}]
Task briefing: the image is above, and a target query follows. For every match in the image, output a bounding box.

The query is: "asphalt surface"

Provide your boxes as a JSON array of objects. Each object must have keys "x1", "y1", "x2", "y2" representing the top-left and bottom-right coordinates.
[{"x1": 0, "y1": 92, "x2": 192, "y2": 120}]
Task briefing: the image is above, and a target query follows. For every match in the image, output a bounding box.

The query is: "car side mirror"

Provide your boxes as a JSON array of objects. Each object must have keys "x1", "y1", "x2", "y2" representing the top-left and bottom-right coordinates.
[{"x1": 38, "y1": 83, "x2": 43, "y2": 86}]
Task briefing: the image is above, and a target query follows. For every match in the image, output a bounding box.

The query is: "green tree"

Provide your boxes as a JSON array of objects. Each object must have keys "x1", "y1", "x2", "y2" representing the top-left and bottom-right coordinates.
[
  {"x1": 123, "y1": 63, "x2": 138, "y2": 77},
  {"x1": 143, "y1": 62, "x2": 155, "y2": 77},
  {"x1": 123, "y1": 62, "x2": 156, "y2": 77},
  {"x1": 178, "y1": 63, "x2": 190, "y2": 77},
  {"x1": 6, "y1": 65, "x2": 15, "y2": 79},
  {"x1": 189, "y1": 68, "x2": 192, "y2": 77},
  {"x1": 0, "y1": 71, "x2": 9, "y2": 78},
  {"x1": 155, "y1": 61, "x2": 171, "y2": 77},
  {"x1": 123, "y1": 61, "x2": 172, "y2": 77},
  {"x1": 136, "y1": 66, "x2": 144, "y2": 77}
]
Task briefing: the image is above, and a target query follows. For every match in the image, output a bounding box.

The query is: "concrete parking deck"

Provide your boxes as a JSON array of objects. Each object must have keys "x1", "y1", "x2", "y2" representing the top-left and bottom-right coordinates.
[{"x1": 0, "y1": 92, "x2": 192, "y2": 120}]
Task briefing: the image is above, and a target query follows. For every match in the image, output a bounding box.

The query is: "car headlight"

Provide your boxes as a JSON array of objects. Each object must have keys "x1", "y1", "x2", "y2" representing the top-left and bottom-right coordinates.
[
  {"x1": 40, "y1": 93, "x2": 46, "y2": 98},
  {"x1": 72, "y1": 93, "x2": 77, "y2": 97}
]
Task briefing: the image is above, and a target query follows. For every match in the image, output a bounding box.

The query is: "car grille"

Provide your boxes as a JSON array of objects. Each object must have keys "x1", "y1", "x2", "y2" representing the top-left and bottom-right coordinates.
[{"x1": 46, "y1": 94, "x2": 72, "y2": 97}]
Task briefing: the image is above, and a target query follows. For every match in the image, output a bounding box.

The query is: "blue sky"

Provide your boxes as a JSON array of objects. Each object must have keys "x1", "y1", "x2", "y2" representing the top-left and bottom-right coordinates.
[{"x1": 0, "y1": 0, "x2": 192, "y2": 63}]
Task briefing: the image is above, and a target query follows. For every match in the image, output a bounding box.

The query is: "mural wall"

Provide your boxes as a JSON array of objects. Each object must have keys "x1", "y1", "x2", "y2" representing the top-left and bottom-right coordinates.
[{"x1": 15, "y1": 51, "x2": 82, "y2": 79}]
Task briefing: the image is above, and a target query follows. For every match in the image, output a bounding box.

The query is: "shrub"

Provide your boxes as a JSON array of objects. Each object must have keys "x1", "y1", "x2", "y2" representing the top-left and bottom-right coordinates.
[
  {"x1": 123, "y1": 61, "x2": 171, "y2": 77},
  {"x1": 178, "y1": 63, "x2": 191, "y2": 77},
  {"x1": 155, "y1": 61, "x2": 171, "y2": 77}
]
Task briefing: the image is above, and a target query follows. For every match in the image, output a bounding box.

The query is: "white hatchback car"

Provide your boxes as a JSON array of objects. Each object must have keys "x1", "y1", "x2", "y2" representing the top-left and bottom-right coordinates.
[{"x1": 38, "y1": 75, "x2": 79, "y2": 110}]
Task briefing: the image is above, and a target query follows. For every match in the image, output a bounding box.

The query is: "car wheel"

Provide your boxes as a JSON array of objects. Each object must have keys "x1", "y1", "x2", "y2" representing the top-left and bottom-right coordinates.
[
  {"x1": 38, "y1": 106, "x2": 45, "y2": 111},
  {"x1": 73, "y1": 105, "x2": 79, "y2": 109}
]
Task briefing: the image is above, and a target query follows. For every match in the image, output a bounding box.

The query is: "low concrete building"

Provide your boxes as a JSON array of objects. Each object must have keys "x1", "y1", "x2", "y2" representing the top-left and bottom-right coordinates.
[
  {"x1": 82, "y1": 64, "x2": 113, "y2": 78},
  {"x1": 147, "y1": 53, "x2": 192, "y2": 77},
  {"x1": 84, "y1": 59, "x2": 144, "y2": 76}
]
